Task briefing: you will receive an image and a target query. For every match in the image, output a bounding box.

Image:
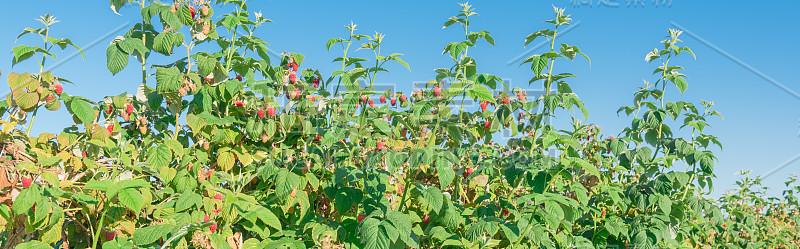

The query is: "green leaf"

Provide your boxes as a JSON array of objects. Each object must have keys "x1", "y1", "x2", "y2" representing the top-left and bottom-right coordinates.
[
  {"x1": 133, "y1": 224, "x2": 174, "y2": 245},
  {"x1": 275, "y1": 168, "x2": 300, "y2": 200},
  {"x1": 147, "y1": 144, "x2": 173, "y2": 168},
  {"x1": 153, "y1": 32, "x2": 176, "y2": 55},
  {"x1": 15, "y1": 240, "x2": 52, "y2": 249},
  {"x1": 69, "y1": 98, "x2": 96, "y2": 125},
  {"x1": 175, "y1": 191, "x2": 202, "y2": 212},
  {"x1": 359, "y1": 218, "x2": 391, "y2": 249},
  {"x1": 155, "y1": 67, "x2": 181, "y2": 93},
  {"x1": 417, "y1": 186, "x2": 444, "y2": 214},
  {"x1": 118, "y1": 188, "x2": 145, "y2": 213},
  {"x1": 468, "y1": 84, "x2": 494, "y2": 103},
  {"x1": 106, "y1": 43, "x2": 129, "y2": 75},
  {"x1": 672, "y1": 75, "x2": 688, "y2": 94}
]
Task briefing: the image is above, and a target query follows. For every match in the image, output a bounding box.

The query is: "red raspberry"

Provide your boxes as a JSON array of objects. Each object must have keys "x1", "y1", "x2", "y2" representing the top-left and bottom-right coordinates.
[
  {"x1": 106, "y1": 231, "x2": 116, "y2": 241},
  {"x1": 399, "y1": 94, "x2": 407, "y2": 103},
  {"x1": 289, "y1": 73, "x2": 297, "y2": 83},
  {"x1": 293, "y1": 89, "x2": 302, "y2": 99},
  {"x1": 54, "y1": 83, "x2": 63, "y2": 94},
  {"x1": 433, "y1": 87, "x2": 441, "y2": 98},
  {"x1": 480, "y1": 101, "x2": 488, "y2": 111},
  {"x1": 377, "y1": 141, "x2": 384, "y2": 150},
  {"x1": 391, "y1": 99, "x2": 396, "y2": 106},
  {"x1": 312, "y1": 78, "x2": 320, "y2": 88},
  {"x1": 503, "y1": 99, "x2": 510, "y2": 105},
  {"x1": 502, "y1": 208, "x2": 509, "y2": 217},
  {"x1": 463, "y1": 167, "x2": 474, "y2": 178},
  {"x1": 484, "y1": 120, "x2": 490, "y2": 129},
  {"x1": 234, "y1": 101, "x2": 244, "y2": 107},
  {"x1": 105, "y1": 104, "x2": 113, "y2": 114},
  {"x1": 206, "y1": 170, "x2": 213, "y2": 177},
  {"x1": 189, "y1": 6, "x2": 196, "y2": 19},
  {"x1": 257, "y1": 110, "x2": 265, "y2": 119},
  {"x1": 291, "y1": 62, "x2": 298, "y2": 72},
  {"x1": 267, "y1": 107, "x2": 276, "y2": 117},
  {"x1": 21, "y1": 177, "x2": 32, "y2": 188},
  {"x1": 125, "y1": 104, "x2": 134, "y2": 114},
  {"x1": 315, "y1": 134, "x2": 321, "y2": 142},
  {"x1": 423, "y1": 216, "x2": 430, "y2": 223},
  {"x1": 107, "y1": 125, "x2": 114, "y2": 133},
  {"x1": 205, "y1": 76, "x2": 214, "y2": 83},
  {"x1": 368, "y1": 99, "x2": 374, "y2": 108},
  {"x1": 357, "y1": 214, "x2": 366, "y2": 223},
  {"x1": 380, "y1": 95, "x2": 386, "y2": 103},
  {"x1": 236, "y1": 75, "x2": 243, "y2": 82},
  {"x1": 360, "y1": 95, "x2": 369, "y2": 104},
  {"x1": 212, "y1": 209, "x2": 221, "y2": 215},
  {"x1": 209, "y1": 224, "x2": 217, "y2": 232},
  {"x1": 214, "y1": 193, "x2": 223, "y2": 200},
  {"x1": 46, "y1": 95, "x2": 53, "y2": 102},
  {"x1": 204, "y1": 215, "x2": 210, "y2": 222}
]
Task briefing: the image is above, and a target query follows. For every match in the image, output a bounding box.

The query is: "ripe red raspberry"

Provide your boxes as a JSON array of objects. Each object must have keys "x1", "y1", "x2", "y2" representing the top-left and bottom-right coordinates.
[
  {"x1": 267, "y1": 107, "x2": 276, "y2": 117},
  {"x1": 206, "y1": 170, "x2": 213, "y2": 177},
  {"x1": 204, "y1": 214, "x2": 210, "y2": 222},
  {"x1": 107, "y1": 125, "x2": 114, "y2": 133},
  {"x1": 368, "y1": 99, "x2": 374, "y2": 108},
  {"x1": 125, "y1": 104, "x2": 134, "y2": 114},
  {"x1": 289, "y1": 73, "x2": 297, "y2": 83},
  {"x1": 212, "y1": 209, "x2": 221, "y2": 215},
  {"x1": 46, "y1": 95, "x2": 53, "y2": 102},
  {"x1": 234, "y1": 101, "x2": 244, "y2": 107},
  {"x1": 357, "y1": 214, "x2": 366, "y2": 223},
  {"x1": 380, "y1": 95, "x2": 386, "y2": 103},
  {"x1": 105, "y1": 105, "x2": 113, "y2": 115},
  {"x1": 257, "y1": 109, "x2": 265, "y2": 119},
  {"x1": 399, "y1": 94, "x2": 407, "y2": 103},
  {"x1": 502, "y1": 208, "x2": 509, "y2": 217},
  {"x1": 21, "y1": 177, "x2": 32, "y2": 188},
  {"x1": 205, "y1": 76, "x2": 213, "y2": 82},
  {"x1": 391, "y1": 99, "x2": 396, "y2": 106},
  {"x1": 291, "y1": 62, "x2": 299, "y2": 72},
  {"x1": 359, "y1": 95, "x2": 369, "y2": 104},
  {"x1": 423, "y1": 216, "x2": 430, "y2": 223},
  {"x1": 83, "y1": 151, "x2": 88, "y2": 157},
  {"x1": 315, "y1": 134, "x2": 321, "y2": 142},
  {"x1": 189, "y1": 6, "x2": 196, "y2": 19},
  {"x1": 106, "y1": 231, "x2": 116, "y2": 241},
  {"x1": 518, "y1": 94, "x2": 525, "y2": 102},
  {"x1": 312, "y1": 78, "x2": 320, "y2": 88},
  {"x1": 236, "y1": 75, "x2": 243, "y2": 82},
  {"x1": 293, "y1": 89, "x2": 302, "y2": 99},
  {"x1": 503, "y1": 99, "x2": 510, "y2": 105},
  {"x1": 209, "y1": 224, "x2": 217, "y2": 232},
  {"x1": 484, "y1": 120, "x2": 490, "y2": 129},
  {"x1": 480, "y1": 101, "x2": 488, "y2": 111},
  {"x1": 433, "y1": 87, "x2": 441, "y2": 98},
  {"x1": 377, "y1": 141, "x2": 384, "y2": 150},
  {"x1": 54, "y1": 83, "x2": 63, "y2": 94},
  {"x1": 214, "y1": 193, "x2": 223, "y2": 200},
  {"x1": 463, "y1": 167, "x2": 474, "y2": 178},
  {"x1": 609, "y1": 136, "x2": 615, "y2": 140}
]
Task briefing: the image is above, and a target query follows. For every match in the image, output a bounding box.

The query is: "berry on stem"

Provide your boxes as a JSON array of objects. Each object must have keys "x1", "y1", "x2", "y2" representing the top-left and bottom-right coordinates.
[
  {"x1": 484, "y1": 120, "x2": 491, "y2": 129},
  {"x1": 236, "y1": 75, "x2": 243, "y2": 82},
  {"x1": 257, "y1": 109, "x2": 265, "y2": 119},
  {"x1": 54, "y1": 83, "x2": 63, "y2": 94},
  {"x1": 21, "y1": 177, "x2": 32, "y2": 188},
  {"x1": 289, "y1": 73, "x2": 297, "y2": 83},
  {"x1": 380, "y1": 95, "x2": 386, "y2": 103},
  {"x1": 125, "y1": 104, "x2": 134, "y2": 114},
  {"x1": 267, "y1": 107, "x2": 276, "y2": 117}
]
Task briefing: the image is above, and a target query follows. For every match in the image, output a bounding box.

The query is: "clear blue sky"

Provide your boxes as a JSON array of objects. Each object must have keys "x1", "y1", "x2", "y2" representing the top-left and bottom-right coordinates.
[{"x1": 1, "y1": 1, "x2": 798, "y2": 198}]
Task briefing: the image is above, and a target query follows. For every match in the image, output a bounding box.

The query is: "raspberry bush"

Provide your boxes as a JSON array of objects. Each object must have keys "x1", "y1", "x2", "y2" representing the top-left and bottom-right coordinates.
[{"x1": 0, "y1": 1, "x2": 798, "y2": 249}]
